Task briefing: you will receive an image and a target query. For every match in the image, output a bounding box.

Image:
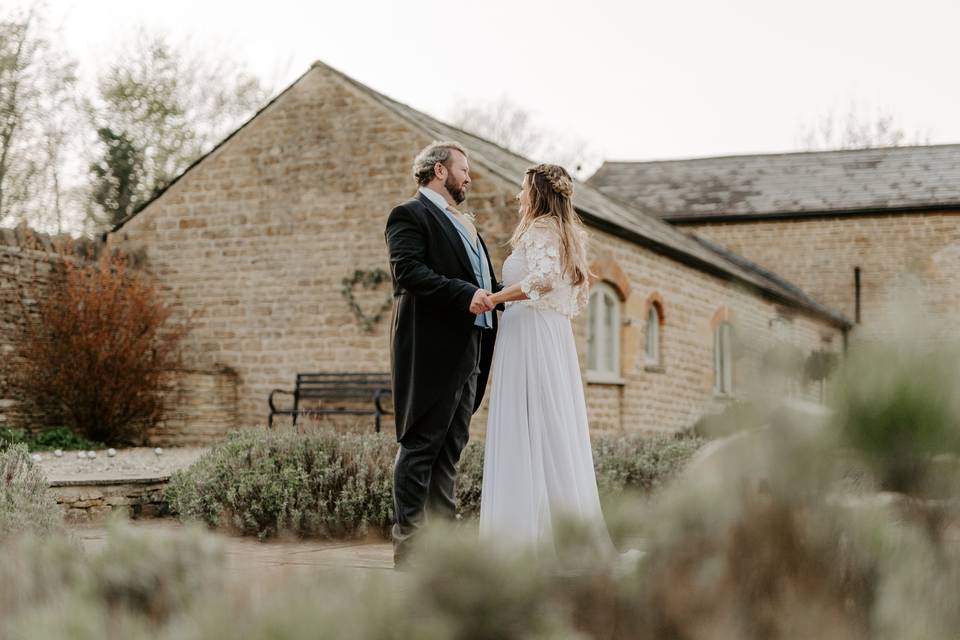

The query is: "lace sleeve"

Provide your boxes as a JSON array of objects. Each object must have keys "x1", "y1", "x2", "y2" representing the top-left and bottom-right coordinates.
[{"x1": 518, "y1": 222, "x2": 562, "y2": 301}]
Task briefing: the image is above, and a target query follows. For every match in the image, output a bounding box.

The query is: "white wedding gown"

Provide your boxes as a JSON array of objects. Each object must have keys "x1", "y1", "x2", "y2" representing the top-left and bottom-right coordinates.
[{"x1": 479, "y1": 220, "x2": 614, "y2": 556}]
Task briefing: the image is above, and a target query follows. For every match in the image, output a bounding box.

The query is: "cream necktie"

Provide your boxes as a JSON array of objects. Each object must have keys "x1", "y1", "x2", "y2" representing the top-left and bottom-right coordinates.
[{"x1": 447, "y1": 206, "x2": 477, "y2": 245}]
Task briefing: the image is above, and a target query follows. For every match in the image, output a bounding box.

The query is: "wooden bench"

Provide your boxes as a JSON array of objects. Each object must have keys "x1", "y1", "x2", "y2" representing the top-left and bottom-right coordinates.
[{"x1": 267, "y1": 372, "x2": 393, "y2": 433}]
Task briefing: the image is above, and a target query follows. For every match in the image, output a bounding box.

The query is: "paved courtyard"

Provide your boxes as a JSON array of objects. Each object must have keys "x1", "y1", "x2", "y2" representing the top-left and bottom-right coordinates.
[{"x1": 68, "y1": 519, "x2": 396, "y2": 598}]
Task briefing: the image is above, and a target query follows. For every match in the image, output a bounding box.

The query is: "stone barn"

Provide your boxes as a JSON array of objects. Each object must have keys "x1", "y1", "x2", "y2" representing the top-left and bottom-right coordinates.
[{"x1": 106, "y1": 61, "x2": 850, "y2": 443}]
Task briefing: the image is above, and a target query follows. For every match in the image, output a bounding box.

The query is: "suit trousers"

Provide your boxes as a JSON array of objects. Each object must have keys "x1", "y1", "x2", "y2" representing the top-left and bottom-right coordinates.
[{"x1": 392, "y1": 328, "x2": 482, "y2": 564}]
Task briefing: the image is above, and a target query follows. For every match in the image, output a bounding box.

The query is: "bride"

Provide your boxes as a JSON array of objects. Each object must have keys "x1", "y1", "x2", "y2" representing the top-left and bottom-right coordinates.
[{"x1": 480, "y1": 163, "x2": 614, "y2": 556}]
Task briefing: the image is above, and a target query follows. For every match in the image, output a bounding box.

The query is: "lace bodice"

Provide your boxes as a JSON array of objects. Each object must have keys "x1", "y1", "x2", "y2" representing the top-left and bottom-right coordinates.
[{"x1": 502, "y1": 220, "x2": 589, "y2": 317}]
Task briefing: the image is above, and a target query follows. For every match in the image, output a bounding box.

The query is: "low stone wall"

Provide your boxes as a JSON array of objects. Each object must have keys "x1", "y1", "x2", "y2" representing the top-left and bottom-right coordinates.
[{"x1": 50, "y1": 477, "x2": 170, "y2": 524}]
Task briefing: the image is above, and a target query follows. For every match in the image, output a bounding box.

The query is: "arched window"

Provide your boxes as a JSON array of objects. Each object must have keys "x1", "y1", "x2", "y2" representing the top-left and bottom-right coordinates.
[
  {"x1": 714, "y1": 321, "x2": 733, "y2": 394},
  {"x1": 587, "y1": 282, "x2": 621, "y2": 381},
  {"x1": 644, "y1": 302, "x2": 663, "y2": 368}
]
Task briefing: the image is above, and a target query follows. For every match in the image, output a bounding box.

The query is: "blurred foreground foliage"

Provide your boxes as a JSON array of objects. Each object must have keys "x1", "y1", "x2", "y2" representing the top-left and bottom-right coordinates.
[
  {"x1": 0, "y1": 444, "x2": 61, "y2": 538},
  {"x1": 3, "y1": 335, "x2": 960, "y2": 638}
]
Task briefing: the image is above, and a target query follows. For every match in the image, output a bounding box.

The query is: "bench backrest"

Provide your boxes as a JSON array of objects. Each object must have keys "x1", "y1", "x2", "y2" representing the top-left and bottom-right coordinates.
[{"x1": 294, "y1": 372, "x2": 391, "y2": 401}]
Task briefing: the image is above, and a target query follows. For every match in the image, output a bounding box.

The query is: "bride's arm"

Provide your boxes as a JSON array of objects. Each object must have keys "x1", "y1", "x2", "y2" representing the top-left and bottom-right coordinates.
[
  {"x1": 491, "y1": 222, "x2": 561, "y2": 307},
  {"x1": 490, "y1": 282, "x2": 529, "y2": 306}
]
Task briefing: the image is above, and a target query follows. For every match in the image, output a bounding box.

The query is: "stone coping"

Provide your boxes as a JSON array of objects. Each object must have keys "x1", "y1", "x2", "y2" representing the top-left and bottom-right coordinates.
[{"x1": 48, "y1": 474, "x2": 171, "y2": 487}]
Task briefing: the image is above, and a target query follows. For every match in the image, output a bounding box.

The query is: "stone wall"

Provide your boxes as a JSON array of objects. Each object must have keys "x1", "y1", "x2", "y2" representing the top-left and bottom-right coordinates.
[
  {"x1": 687, "y1": 212, "x2": 960, "y2": 342},
  {"x1": 111, "y1": 63, "x2": 846, "y2": 438},
  {"x1": 145, "y1": 367, "x2": 240, "y2": 446},
  {"x1": 0, "y1": 226, "x2": 78, "y2": 431}
]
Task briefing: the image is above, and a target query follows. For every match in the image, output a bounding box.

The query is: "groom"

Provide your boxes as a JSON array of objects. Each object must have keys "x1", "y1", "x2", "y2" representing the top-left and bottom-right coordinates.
[{"x1": 384, "y1": 140, "x2": 500, "y2": 567}]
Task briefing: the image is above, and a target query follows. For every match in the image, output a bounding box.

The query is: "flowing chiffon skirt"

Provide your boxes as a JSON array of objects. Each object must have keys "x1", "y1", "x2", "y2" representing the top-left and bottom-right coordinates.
[{"x1": 479, "y1": 303, "x2": 613, "y2": 555}]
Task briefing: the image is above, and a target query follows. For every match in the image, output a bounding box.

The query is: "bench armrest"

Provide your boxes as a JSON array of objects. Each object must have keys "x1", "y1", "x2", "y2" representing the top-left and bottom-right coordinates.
[
  {"x1": 268, "y1": 388, "x2": 294, "y2": 413},
  {"x1": 373, "y1": 388, "x2": 393, "y2": 415}
]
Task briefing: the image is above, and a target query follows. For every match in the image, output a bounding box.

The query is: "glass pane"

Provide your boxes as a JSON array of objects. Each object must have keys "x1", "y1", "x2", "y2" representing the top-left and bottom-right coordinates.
[
  {"x1": 646, "y1": 307, "x2": 658, "y2": 362},
  {"x1": 722, "y1": 324, "x2": 733, "y2": 392},
  {"x1": 603, "y1": 294, "x2": 616, "y2": 374},
  {"x1": 714, "y1": 325, "x2": 722, "y2": 391},
  {"x1": 587, "y1": 293, "x2": 598, "y2": 371}
]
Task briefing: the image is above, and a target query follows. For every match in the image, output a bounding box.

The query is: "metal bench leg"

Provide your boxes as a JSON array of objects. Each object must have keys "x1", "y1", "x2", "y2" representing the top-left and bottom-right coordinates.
[{"x1": 375, "y1": 411, "x2": 381, "y2": 433}]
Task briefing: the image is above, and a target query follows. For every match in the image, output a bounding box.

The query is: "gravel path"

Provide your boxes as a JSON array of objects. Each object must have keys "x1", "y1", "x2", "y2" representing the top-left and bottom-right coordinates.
[{"x1": 34, "y1": 447, "x2": 208, "y2": 483}]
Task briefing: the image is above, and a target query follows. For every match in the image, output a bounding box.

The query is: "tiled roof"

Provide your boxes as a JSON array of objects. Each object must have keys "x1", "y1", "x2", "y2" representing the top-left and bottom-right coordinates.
[{"x1": 588, "y1": 145, "x2": 960, "y2": 222}]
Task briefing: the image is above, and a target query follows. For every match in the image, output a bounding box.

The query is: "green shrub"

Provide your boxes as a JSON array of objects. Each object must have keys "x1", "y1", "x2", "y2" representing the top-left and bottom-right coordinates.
[
  {"x1": 0, "y1": 428, "x2": 28, "y2": 451},
  {"x1": 0, "y1": 427, "x2": 101, "y2": 453},
  {"x1": 165, "y1": 429, "x2": 396, "y2": 540},
  {"x1": 28, "y1": 427, "x2": 101, "y2": 452},
  {"x1": 0, "y1": 444, "x2": 61, "y2": 537},
  {"x1": 169, "y1": 429, "x2": 703, "y2": 539},
  {"x1": 832, "y1": 342, "x2": 960, "y2": 494},
  {"x1": 592, "y1": 432, "x2": 703, "y2": 496}
]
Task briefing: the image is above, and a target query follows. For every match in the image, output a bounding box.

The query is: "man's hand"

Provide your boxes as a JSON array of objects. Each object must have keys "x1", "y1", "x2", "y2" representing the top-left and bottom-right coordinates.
[{"x1": 469, "y1": 289, "x2": 495, "y2": 315}]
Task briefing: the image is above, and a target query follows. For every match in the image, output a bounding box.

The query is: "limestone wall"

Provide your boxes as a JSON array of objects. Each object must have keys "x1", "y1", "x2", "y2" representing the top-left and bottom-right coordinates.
[
  {"x1": 0, "y1": 226, "x2": 77, "y2": 430},
  {"x1": 688, "y1": 213, "x2": 960, "y2": 342}
]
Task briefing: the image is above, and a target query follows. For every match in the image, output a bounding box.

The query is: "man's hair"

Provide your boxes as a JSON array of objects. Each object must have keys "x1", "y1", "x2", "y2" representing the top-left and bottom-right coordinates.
[{"x1": 412, "y1": 141, "x2": 468, "y2": 186}]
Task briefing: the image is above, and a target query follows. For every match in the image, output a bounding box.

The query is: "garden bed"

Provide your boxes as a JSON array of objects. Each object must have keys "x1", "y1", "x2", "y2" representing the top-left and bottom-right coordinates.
[{"x1": 34, "y1": 446, "x2": 207, "y2": 484}]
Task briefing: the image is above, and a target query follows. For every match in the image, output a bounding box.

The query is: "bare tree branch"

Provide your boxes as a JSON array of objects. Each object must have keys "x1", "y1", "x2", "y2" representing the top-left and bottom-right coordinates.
[
  {"x1": 797, "y1": 103, "x2": 932, "y2": 151},
  {"x1": 449, "y1": 96, "x2": 600, "y2": 180}
]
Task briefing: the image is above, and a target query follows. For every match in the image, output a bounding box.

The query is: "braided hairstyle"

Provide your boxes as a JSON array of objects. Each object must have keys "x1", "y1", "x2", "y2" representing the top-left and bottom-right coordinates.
[{"x1": 510, "y1": 163, "x2": 589, "y2": 286}]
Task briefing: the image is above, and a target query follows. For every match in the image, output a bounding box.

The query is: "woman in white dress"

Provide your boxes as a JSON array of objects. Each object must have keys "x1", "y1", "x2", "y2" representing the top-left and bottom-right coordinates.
[{"x1": 479, "y1": 164, "x2": 613, "y2": 556}]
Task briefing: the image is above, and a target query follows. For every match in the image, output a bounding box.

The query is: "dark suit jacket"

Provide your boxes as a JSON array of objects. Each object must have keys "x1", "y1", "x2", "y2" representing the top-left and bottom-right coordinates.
[{"x1": 385, "y1": 191, "x2": 501, "y2": 441}]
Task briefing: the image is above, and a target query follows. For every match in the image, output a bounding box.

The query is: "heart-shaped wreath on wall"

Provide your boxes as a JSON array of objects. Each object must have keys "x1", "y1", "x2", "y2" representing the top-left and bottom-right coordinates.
[{"x1": 341, "y1": 268, "x2": 393, "y2": 333}]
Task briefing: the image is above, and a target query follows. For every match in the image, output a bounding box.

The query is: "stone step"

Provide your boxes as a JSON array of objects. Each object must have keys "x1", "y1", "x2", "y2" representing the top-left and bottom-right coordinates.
[{"x1": 49, "y1": 475, "x2": 171, "y2": 524}]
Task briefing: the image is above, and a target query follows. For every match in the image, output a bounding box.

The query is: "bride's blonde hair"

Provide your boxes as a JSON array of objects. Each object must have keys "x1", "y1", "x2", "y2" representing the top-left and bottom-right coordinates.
[{"x1": 509, "y1": 164, "x2": 590, "y2": 287}]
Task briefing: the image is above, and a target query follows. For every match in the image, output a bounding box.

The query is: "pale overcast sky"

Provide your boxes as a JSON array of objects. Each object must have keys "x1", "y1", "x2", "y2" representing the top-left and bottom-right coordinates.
[{"x1": 45, "y1": 0, "x2": 960, "y2": 162}]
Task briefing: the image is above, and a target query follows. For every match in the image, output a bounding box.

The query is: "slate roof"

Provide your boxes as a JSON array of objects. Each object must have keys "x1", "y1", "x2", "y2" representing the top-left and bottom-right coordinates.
[
  {"x1": 588, "y1": 145, "x2": 960, "y2": 222},
  {"x1": 110, "y1": 61, "x2": 850, "y2": 328}
]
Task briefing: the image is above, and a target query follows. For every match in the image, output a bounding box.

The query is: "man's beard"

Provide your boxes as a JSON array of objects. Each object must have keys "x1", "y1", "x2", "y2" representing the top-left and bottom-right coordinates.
[{"x1": 445, "y1": 175, "x2": 467, "y2": 204}]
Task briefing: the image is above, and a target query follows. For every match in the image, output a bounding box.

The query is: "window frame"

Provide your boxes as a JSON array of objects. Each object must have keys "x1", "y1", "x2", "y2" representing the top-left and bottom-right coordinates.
[
  {"x1": 644, "y1": 302, "x2": 664, "y2": 371},
  {"x1": 586, "y1": 282, "x2": 623, "y2": 384}
]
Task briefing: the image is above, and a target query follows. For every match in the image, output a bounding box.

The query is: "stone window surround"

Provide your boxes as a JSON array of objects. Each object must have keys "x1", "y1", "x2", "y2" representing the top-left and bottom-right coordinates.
[
  {"x1": 644, "y1": 292, "x2": 666, "y2": 372},
  {"x1": 586, "y1": 259, "x2": 631, "y2": 386}
]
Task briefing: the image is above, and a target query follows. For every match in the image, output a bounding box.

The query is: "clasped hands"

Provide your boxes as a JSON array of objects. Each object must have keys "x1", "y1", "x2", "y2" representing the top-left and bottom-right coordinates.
[{"x1": 469, "y1": 288, "x2": 496, "y2": 315}]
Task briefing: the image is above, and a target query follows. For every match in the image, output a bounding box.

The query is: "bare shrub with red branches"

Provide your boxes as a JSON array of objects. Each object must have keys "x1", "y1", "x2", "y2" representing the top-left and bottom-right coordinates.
[{"x1": 10, "y1": 243, "x2": 189, "y2": 444}]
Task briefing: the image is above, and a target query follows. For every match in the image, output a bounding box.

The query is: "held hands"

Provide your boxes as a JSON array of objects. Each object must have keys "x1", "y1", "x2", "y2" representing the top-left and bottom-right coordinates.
[{"x1": 469, "y1": 289, "x2": 496, "y2": 315}]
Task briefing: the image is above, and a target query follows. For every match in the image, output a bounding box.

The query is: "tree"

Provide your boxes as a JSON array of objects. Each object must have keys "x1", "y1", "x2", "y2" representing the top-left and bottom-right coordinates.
[
  {"x1": 449, "y1": 96, "x2": 599, "y2": 179},
  {"x1": 89, "y1": 127, "x2": 142, "y2": 227},
  {"x1": 0, "y1": 5, "x2": 78, "y2": 228},
  {"x1": 86, "y1": 29, "x2": 267, "y2": 228},
  {"x1": 797, "y1": 103, "x2": 931, "y2": 151}
]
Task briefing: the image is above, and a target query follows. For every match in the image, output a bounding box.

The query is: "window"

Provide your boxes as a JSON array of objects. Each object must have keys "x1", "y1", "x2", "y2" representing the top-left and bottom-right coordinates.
[
  {"x1": 587, "y1": 282, "x2": 621, "y2": 381},
  {"x1": 714, "y1": 321, "x2": 733, "y2": 394},
  {"x1": 644, "y1": 303, "x2": 662, "y2": 368}
]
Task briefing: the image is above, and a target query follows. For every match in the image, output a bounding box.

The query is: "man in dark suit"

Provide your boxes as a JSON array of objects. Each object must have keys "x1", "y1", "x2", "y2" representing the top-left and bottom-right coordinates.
[{"x1": 384, "y1": 140, "x2": 500, "y2": 567}]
